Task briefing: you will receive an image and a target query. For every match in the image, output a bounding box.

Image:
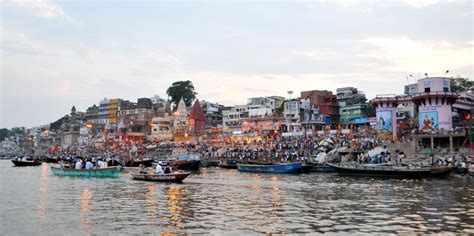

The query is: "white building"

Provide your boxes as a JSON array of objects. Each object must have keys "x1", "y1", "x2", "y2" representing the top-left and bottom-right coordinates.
[
  {"x1": 173, "y1": 98, "x2": 188, "y2": 129},
  {"x1": 247, "y1": 96, "x2": 285, "y2": 113},
  {"x1": 222, "y1": 104, "x2": 272, "y2": 129},
  {"x1": 148, "y1": 116, "x2": 173, "y2": 141}
]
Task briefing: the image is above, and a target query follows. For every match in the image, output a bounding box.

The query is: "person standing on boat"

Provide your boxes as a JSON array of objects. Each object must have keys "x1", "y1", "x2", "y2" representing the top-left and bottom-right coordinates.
[{"x1": 155, "y1": 162, "x2": 164, "y2": 174}]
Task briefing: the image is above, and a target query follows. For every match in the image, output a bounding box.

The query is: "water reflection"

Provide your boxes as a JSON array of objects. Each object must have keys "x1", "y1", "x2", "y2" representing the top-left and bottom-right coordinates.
[
  {"x1": 38, "y1": 163, "x2": 48, "y2": 222},
  {"x1": 1, "y1": 161, "x2": 473, "y2": 235},
  {"x1": 165, "y1": 185, "x2": 184, "y2": 230},
  {"x1": 80, "y1": 188, "x2": 92, "y2": 234},
  {"x1": 144, "y1": 184, "x2": 158, "y2": 225}
]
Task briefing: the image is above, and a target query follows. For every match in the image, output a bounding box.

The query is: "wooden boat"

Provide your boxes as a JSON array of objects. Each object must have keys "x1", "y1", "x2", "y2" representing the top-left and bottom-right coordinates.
[
  {"x1": 50, "y1": 166, "x2": 123, "y2": 178},
  {"x1": 299, "y1": 163, "x2": 314, "y2": 174},
  {"x1": 11, "y1": 159, "x2": 42, "y2": 166},
  {"x1": 219, "y1": 159, "x2": 240, "y2": 169},
  {"x1": 172, "y1": 155, "x2": 200, "y2": 171},
  {"x1": 468, "y1": 165, "x2": 474, "y2": 176},
  {"x1": 43, "y1": 156, "x2": 59, "y2": 163},
  {"x1": 311, "y1": 164, "x2": 335, "y2": 173},
  {"x1": 131, "y1": 172, "x2": 191, "y2": 183},
  {"x1": 107, "y1": 158, "x2": 125, "y2": 167},
  {"x1": 125, "y1": 158, "x2": 154, "y2": 167},
  {"x1": 209, "y1": 160, "x2": 220, "y2": 167},
  {"x1": 246, "y1": 160, "x2": 274, "y2": 165},
  {"x1": 237, "y1": 162, "x2": 302, "y2": 173},
  {"x1": 200, "y1": 160, "x2": 211, "y2": 167},
  {"x1": 328, "y1": 163, "x2": 453, "y2": 178},
  {"x1": 453, "y1": 166, "x2": 469, "y2": 174}
]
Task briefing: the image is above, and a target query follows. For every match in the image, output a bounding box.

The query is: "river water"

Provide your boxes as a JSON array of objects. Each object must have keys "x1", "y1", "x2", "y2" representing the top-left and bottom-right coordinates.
[{"x1": 0, "y1": 160, "x2": 473, "y2": 235}]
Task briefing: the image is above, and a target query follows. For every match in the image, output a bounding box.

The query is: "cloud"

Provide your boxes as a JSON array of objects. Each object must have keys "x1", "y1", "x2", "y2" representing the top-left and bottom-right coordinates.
[
  {"x1": 323, "y1": 0, "x2": 455, "y2": 8},
  {"x1": 3, "y1": 0, "x2": 69, "y2": 19},
  {"x1": 291, "y1": 50, "x2": 337, "y2": 61},
  {"x1": 360, "y1": 36, "x2": 473, "y2": 74}
]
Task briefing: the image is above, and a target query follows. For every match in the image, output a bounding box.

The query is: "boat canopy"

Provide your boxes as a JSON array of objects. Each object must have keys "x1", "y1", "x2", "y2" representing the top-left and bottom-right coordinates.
[{"x1": 177, "y1": 154, "x2": 200, "y2": 161}]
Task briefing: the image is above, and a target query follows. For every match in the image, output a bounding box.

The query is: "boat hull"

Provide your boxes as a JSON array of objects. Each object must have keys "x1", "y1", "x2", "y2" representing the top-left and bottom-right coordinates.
[
  {"x1": 219, "y1": 164, "x2": 238, "y2": 169},
  {"x1": 11, "y1": 160, "x2": 42, "y2": 166},
  {"x1": 328, "y1": 163, "x2": 452, "y2": 178},
  {"x1": 125, "y1": 159, "x2": 154, "y2": 167},
  {"x1": 299, "y1": 164, "x2": 314, "y2": 174},
  {"x1": 131, "y1": 172, "x2": 191, "y2": 182},
  {"x1": 173, "y1": 160, "x2": 200, "y2": 171},
  {"x1": 237, "y1": 162, "x2": 302, "y2": 173},
  {"x1": 51, "y1": 166, "x2": 123, "y2": 178},
  {"x1": 311, "y1": 164, "x2": 335, "y2": 173}
]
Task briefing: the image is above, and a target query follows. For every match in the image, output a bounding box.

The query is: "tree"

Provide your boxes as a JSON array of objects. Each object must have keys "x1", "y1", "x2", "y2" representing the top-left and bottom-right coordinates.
[
  {"x1": 166, "y1": 80, "x2": 197, "y2": 108},
  {"x1": 366, "y1": 102, "x2": 376, "y2": 117},
  {"x1": 0, "y1": 128, "x2": 8, "y2": 141},
  {"x1": 50, "y1": 117, "x2": 65, "y2": 131},
  {"x1": 275, "y1": 102, "x2": 285, "y2": 116},
  {"x1": 450, "y1": 77, "x2": 473, "y2": 92}
]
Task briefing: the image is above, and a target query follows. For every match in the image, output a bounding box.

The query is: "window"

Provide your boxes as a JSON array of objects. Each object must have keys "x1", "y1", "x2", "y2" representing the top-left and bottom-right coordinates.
[
  {"x1": 423, "y1": 80, "x2": 431, "y2": 92},
  {"x1": 443, "y1": 80, "x2": 449, "y2": 92}
]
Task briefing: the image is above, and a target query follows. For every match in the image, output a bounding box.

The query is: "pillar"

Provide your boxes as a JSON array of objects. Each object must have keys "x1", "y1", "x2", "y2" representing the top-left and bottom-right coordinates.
[
  {"x1": 449, "y1": 136, "x2": 453, "y2": 153},
  {"x1": 431, "y1": 137, "x2": 434, "y2": 149}
]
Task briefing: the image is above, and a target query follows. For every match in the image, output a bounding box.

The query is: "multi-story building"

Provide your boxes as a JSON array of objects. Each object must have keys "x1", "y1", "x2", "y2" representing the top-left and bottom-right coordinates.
[
  {"x1": 107, "y1": 98, "x2": 122, "y2": 125},
  {"x1": 336, "y1": 87, "x2": 367, "y2": 125},
  {"x1": 151, "y1": 95, "x2": 171, "y2": 117},
  {"x1": 201, "y1": 100, "x2": 223, "y2": 128},
  {"x1": 119, "y1": 98, "x2": 155, "y2": 134},
  {"x1": 247, "y1": 96, "x2": 285, "y2": 113},
  {"x1": 98, "y1": 98, "x2": 109, "y2": 127},
  {"x1": 283, "y1": 98, "x2": 328, "y2": 132},
  {"x1": 222, "y1": 104, "x2": 272, "y2": 130},
  {"x1": 148, "y1": 117, "x2": 173, "y2": 141},
  {"x1": 222, "y1": 105, "x2": 249, "y2": 130},
  {"x1": 301, "y1": 90, "x2": 339, "y2": 125},
  {"x1": 404, "y1": 83, "x2": 418, "y2": 95},
  {"x1": 85, "y1": 104, "x2": 99, "y2": 127},
  {"x1": 371, "y1": 76, "x2": 469, "y2": 139}
]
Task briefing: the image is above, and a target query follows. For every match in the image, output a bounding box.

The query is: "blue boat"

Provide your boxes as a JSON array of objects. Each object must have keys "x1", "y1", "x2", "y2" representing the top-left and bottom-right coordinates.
[{"x1": 237, "y1": 162, "x2": 302, "y2": 173}]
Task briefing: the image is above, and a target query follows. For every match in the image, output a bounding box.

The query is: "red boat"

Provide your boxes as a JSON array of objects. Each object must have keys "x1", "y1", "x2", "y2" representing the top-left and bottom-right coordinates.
[{"x1": 131, "y1": 172, "x2": 191, "y2": 183}]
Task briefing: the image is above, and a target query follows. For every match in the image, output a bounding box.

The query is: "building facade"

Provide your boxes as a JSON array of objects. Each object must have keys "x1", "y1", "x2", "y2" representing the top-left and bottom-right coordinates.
[
  {"x1": 201, "y1": 100, "x2": 223, "y2": 128},
  {"x1": 371, "y1": 77, "x2": 471, "y2": 139},
  {"x1": 301, "y1": 90, "x2": 340, "y2": 125},
  {"x1": 336, "y1": 87, "x2": 367, "y2": 125}
]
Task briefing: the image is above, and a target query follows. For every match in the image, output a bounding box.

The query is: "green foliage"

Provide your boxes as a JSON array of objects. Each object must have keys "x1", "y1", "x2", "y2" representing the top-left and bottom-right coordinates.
[
  {"x1": 450, "y1": 77, "x2": 473, "y2": 92},
  {"x1": 50, "y1": 117, "x2": 65, "y2": 131},
  {"x1": 0, "y1": 127, "x2": 26, "y2": 142},
  {"x1": 366, "y1": 102, "x2": 376, "y2": 117},
  {"x1": 166, "y1": 80, "x2": 198, "y2": 108},
  {"x1": 275, "y1": 102, "x2": 285, "y2": 116},
  {"x1": 0, "y1": 128, "x2": 8, "y2": 141}
]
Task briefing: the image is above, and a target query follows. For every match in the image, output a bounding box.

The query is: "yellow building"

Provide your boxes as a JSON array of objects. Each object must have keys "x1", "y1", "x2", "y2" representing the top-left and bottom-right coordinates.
[{"x1": 107, "y1": 98, "x2": 121, "y2": 124}]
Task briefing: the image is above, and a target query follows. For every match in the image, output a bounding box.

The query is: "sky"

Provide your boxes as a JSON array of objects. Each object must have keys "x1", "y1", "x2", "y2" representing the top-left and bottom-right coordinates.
[{"x1": 1, "y1": 0, "x2": 473, "y2": 128}]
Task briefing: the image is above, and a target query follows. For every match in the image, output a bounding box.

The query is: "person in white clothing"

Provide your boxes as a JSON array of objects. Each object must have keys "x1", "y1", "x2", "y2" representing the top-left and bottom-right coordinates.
[
  {"x1": 75, "y1": 160, "x2": 82, "y2": 169},
  {"x1": 155, "y1": 163, "x2": 164, "y2": 174},
  {"x1": 97, "y1": 159, "x2": 105, "y2": 169}
]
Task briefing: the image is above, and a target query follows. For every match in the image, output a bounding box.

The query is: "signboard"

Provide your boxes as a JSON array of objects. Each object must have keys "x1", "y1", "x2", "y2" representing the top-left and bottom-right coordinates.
[
  {"x1": 376, "y1": 110, "x2": 393, "y2": 133},
  {"x1": 354, "y1": 118, "x2": 367, "y2": 124},
  {"x1": 420, "y1": 111, "x2": 438, "y2": 131}
]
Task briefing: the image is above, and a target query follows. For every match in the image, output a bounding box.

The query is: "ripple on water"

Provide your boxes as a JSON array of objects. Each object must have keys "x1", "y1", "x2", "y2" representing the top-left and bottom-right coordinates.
[{"x1": 0, "y1": 162, "x2": 474, "y2": 234}]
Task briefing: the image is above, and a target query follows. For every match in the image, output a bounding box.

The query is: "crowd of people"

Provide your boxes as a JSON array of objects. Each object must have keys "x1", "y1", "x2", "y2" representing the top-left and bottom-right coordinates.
[{"x1": 50, "y1": 131, "x2": 394, "y2": 165}]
